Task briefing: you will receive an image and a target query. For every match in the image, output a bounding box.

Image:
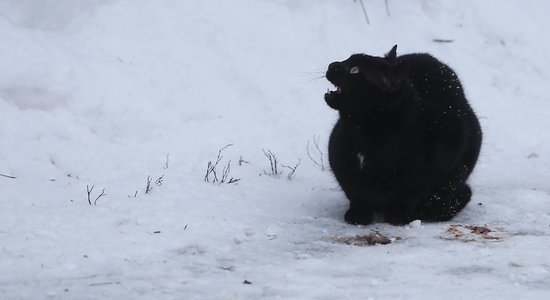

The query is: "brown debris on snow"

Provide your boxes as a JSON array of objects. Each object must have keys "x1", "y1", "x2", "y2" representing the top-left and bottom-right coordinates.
[
  {"x1": 464, "y1": 225, "x2": 492, "y2": 235},
  {"x1": 442, "y1": 224, "x2": 508, "y2": 242},
  {"x1": 333, "y1": 232, "x2": 397, "y2": 246}
]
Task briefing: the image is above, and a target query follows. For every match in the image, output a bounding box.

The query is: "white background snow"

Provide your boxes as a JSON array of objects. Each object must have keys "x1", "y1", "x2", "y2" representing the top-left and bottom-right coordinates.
[{"x1": 1, "y1": 0, "x2": 550, "y2": 299}]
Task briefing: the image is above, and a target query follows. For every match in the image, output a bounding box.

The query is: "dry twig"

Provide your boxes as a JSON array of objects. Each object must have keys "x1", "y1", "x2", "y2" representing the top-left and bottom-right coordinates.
[
  {"x1": 86, "y1": 185, "x2": 107, "y2": 205},
  {"x1": 155, "y1": 175, "x2": 164, "y2": 186},
  {"x1": 205, "y1": 144, "x2": 240, "y2": 184},
  {"x1": 0, "y1": 173, "x2": 16, "y2": 179},
  {"x1": 163, "y1": 154, "x2": 170, "y2": 169},
  {"x1": 282, "y1": 159, "x2": 301, "y2": 180},
  {"x1": 263, "y1": 149, "x2": 281, "y2": 176},
  {"x1": 145, "y1": 176, "x2": 153, "y2": 194},
  {"x1": 356, "y1": 0, "x2": 370, "y2": 25},
  {"x1": 307, "y1": 135, "x2": 325, "y2": 171}
]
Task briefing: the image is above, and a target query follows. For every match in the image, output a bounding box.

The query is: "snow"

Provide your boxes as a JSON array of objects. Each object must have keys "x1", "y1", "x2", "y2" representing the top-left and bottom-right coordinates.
[{"x1": 1, "y1": 0, "x2": 550, "y2": 299}]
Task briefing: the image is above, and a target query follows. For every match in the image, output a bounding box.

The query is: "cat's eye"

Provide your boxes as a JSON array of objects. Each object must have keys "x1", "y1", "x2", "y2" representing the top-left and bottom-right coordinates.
[{"x1": 349, "y1": 66, "x2": 360, "y2": 74}]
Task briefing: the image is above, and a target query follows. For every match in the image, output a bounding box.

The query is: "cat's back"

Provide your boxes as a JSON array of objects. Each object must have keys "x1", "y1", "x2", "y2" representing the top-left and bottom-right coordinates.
[{"x1": 397, "y1": 53, "x2": 466, "y2": 105}]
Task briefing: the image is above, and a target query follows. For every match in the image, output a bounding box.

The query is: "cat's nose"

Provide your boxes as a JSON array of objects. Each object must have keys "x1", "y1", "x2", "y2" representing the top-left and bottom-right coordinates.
[
  {"x1": 328, "y1": 62, "x2": 344, "y2": 74},
  {"x1": 327, "y1": 62, "x2": 345, "y2": 81}
]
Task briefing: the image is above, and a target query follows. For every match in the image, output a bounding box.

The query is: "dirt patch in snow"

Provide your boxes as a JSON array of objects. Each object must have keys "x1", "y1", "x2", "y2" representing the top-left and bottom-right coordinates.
[
  {"x1": 441, "y1": 224, "x2": 512, "y2": 242},
  {"x1": 332, "y1": 232, "x2": 401, "y2": 246}
]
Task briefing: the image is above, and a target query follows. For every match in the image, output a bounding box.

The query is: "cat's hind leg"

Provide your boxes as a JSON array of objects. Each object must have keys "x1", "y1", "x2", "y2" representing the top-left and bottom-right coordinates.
[
  {"x1": 417, "y1": 164, "x2": 472, "y2": 222},
  {"x1": 417, "y1": 184, "x2": 472, "y2": 222}
]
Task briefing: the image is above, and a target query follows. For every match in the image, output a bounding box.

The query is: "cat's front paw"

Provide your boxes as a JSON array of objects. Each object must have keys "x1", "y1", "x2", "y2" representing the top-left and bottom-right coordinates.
[{"x1": 344, "y1": 209, "x2": 373, "y2": 225}]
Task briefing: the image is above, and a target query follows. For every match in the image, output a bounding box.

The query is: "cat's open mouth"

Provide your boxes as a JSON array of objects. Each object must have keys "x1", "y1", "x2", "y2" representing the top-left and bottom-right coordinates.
[{"x1": 325, "y1": 85, "x2": 342, "y2": 100}]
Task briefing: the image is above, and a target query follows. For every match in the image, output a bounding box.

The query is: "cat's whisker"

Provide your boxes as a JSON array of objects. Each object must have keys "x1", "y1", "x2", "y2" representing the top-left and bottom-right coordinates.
[
  {"x1": 311, "y1": 75, "x2": 326, "y2": 80},
  {"x1": 297, "y1": 75, "x2": 328, "y2": 86}
]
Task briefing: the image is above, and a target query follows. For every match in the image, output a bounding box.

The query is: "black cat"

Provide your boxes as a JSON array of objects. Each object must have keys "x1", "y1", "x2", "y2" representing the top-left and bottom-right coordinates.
[{"x1": 325, "y1": 45, "x2": 482, "y2": 225}]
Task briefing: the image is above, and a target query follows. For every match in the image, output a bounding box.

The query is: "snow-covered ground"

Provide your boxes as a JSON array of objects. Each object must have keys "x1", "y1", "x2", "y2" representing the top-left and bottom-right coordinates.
[{"x1": 1, "y1": 0, "x2": 550, "y2": 299}]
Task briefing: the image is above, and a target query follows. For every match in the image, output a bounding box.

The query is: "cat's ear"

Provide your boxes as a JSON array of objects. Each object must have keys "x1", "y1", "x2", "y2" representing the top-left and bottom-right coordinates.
[{"x1": 385, "y1": 45, "x2": 398, "y2": 64}]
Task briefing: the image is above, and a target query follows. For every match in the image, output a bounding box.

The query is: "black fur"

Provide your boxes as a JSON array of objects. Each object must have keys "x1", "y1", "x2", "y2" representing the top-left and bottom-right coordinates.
[{"x1": 325, "y1": 45, "x2": 482, "y2": 225}]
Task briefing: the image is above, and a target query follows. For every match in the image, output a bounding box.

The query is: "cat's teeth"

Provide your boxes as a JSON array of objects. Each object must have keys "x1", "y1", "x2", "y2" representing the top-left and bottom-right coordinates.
[{"x1": 326, "y1": 86, "x2": 341, "y2": 94}]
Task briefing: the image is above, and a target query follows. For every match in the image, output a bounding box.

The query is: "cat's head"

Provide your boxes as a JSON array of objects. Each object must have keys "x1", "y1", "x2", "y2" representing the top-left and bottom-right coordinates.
[{"x1": 324, "y1": 45, "x2": 409, "y2": 111}]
